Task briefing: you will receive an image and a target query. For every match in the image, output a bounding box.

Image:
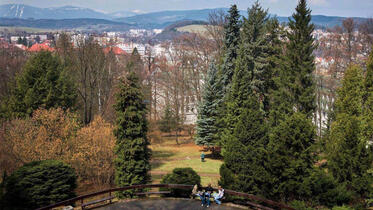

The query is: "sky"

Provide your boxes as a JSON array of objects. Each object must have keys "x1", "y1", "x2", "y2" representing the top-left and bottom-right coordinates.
[{"x1": 1, "y1": 0, "x2": 372, "y2": 18}]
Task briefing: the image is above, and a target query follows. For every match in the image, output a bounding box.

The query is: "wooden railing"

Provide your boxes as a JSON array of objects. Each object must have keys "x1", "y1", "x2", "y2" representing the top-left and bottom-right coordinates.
[{"x1": 36, "y1": 184, "x2": 294, "y2": 210}]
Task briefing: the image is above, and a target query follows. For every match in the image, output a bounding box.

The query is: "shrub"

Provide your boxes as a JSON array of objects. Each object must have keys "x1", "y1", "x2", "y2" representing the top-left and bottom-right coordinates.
[
  {"x1": 289, "y1": 200, "x2": 314, "y2": 210},
  {"x1": 305, "y1": 168, "x2": 354, "y2": 207},
  {"x1": 70, "y1": 116, "x2": 115, "y2": 187},
  {"x1": 3, "y1": 160, "x2": 77, "y2": 210},
  {"x1": 160, "y1": 168, "x2": 201, "y2": 197},
  {"x1": 332, "y1": 205, "x2": 354, "y2": 210},
  {"x1": 1, "y1": 108, "x2": 80, "y2": 173}
]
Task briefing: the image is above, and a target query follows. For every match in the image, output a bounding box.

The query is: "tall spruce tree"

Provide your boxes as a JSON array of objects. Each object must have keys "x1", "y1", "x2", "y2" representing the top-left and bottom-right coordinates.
[
  {"x1": 326, "y1": 65, "x2": 373, "y2": 198},
  {"x1": 195, "y1": 63, "x2": 221, "y2": 146},
  {"x1": 363, "y1": 48, "x2": 373, "y2": 146},
  {"x1": 6, "y1": 51, "x2": 76, "y2": 118},
  {"x1": 216, "y1": 4, "x2": 241, "y2": 146},
  {"x1": 266, "y1": 0, "x2": 317, "y2": 201},
  {"x1": 220, "y1": 4, "x2": 241, "y2": 91},
  {"x1": 235, "y1": 1, "x2": 269, "y2": 103},
  {"x1": 220, "y1": 2, "x2": 269, "y2": 150},
  {"x1": 219, "y1": 2, "x2": 270, "y2": 196},
  {"x1": 114, "y1": 71, "x2": 151, "y2": 198},
  {"x1": 286, "y1": 0, "x2": 316, "y2": 118},
  {"x1": 267, "y1": 19, "x2": 293, "y2": 126}
]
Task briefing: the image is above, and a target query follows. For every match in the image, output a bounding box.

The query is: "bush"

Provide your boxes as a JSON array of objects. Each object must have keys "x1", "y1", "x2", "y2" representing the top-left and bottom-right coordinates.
[
  {"x1": 289, "y1": 200, "x2": 314, "y2": 210},
  {"x1": 3, "y1": 160, "x2": 77, "y2": 210},
  {"x1": 305, "y1": 168, "x2": 354, "y2": 207},
  {"x1": 160, "y1": 168, "x2": 201, "y2": 197},
  {"x1": 332, "y1": 205, "x2": 354, "y2": 210}
]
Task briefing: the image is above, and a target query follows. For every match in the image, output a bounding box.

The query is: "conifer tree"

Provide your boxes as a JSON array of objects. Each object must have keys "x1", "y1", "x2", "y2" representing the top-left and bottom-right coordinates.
[
  {"x1": 195, "y1": 63, "x2": 221, "y2": 146},
  {"x1": 363, "y1": 48, "x2": 373, "y2": 146},
  {"x1": 286, "y1": 0, "x2": 316, "y2": 118},
  {"x1": 114, "y1": 71, "x2": 151, "y2": 198},
  {"x1": 220, "y1": 2, "x2": 269, "y2": 149},
  {"x1": 266, "y1": 0, "x2": 317, "y2": 201},
  {"x1": 159, "y1": 104, "x2": 177, "y2": 133},
  {"x1": 220, "y1": 4, "x2": 241, "y2": 91},
  {"x1": 235, "y1": 1, "x2": 269, "y2": 103},
  {"x1": 219, "y1": 2, "x2": 271, "y2": 195},
  {"x1": 216, "y1": 4, "x2": 241, "y2": 145},
  {"x1": 327, "y1": 65, "x2": 372, "y2": 198},
  {"x1": 267, "y1": 112, "x2": 316, "y2": 201},
  {"x1": 219, "y1": 94, "x2": 269, "y2": 195},
  {"x1": 7, "y1": 51, "x2": 76, "y2": 118}
]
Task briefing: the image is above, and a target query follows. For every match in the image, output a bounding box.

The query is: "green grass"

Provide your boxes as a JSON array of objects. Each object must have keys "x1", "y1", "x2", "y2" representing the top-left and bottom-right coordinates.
[
  {"x1": 150, "y1": 138, "x2": 223, "y2": 186},
  {"x1": 153, "y1": 158, "x2": 222, "y2": 174}
]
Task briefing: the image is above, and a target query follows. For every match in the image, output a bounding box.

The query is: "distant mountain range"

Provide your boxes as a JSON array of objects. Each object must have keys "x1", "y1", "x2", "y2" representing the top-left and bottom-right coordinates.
[
  {"x1": 0, "y1": 4, "x2": 142, "y2": 19},
  {"x1": 0, "y1": 4, "x2": 370, "y2": 31},
  {"x1": 0, "y1": 18, "x2": 132, "y2": 31}
]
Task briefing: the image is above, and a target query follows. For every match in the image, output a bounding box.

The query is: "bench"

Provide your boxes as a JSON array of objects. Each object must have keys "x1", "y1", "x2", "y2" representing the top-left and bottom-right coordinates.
[
  {"x1": 81, "y1": 196, "x2": 114, "y2": 210},
  {"x1": 134, "y1": 191, "x2": 171, "y2": 196}
]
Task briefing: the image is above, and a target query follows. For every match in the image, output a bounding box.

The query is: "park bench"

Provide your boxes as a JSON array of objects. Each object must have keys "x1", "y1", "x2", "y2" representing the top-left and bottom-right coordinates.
[{"x1": 81, "y1": 195, "x2": 114, "y2": 210}]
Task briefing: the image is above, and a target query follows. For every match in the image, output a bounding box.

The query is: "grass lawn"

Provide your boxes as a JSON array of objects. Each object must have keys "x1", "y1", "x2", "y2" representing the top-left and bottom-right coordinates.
[{"x1": 150, "y1": 138, "x2": 223, "y2": 187}]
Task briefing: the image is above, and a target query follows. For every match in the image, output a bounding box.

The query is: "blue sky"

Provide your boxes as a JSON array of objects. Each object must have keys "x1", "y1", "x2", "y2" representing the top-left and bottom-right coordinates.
[{"x1": 1, "y1": 0, "x2": 373, "y2": 17}]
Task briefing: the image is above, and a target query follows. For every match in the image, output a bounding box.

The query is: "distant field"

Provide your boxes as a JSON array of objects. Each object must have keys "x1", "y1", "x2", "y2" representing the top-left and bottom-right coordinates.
[
  {"x1": 176, "y1": 24, "x2": 208, "y2": 34},
  {"x1": 0, "y1": 26, "x2": 56, "y2": 33},
  {"x1": 150, "y1": 137, "x2": 223, "y2": 187}
]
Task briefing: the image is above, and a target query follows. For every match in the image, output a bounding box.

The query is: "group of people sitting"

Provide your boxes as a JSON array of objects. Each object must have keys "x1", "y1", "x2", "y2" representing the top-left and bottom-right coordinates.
[{"x1": 192, "y1": 184, "x2": 225, "y2": 207}]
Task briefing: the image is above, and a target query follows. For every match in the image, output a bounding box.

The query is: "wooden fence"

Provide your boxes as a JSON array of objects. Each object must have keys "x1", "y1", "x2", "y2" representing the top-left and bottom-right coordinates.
[{"x1": 36, "y1": 184, "x2": 294, "y2": 210}]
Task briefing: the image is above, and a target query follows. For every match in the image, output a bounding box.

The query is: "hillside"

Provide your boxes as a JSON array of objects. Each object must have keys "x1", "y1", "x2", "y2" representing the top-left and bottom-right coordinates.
[
  {"x1": 119, "y1": 9, "x2": 369, "y2": 29},
  {"x1": 0, "y1": 18, "x2": 131, "y2": 31},
  {"x1": 0, "y1": 4, "x2": 112, "y2": 19}
]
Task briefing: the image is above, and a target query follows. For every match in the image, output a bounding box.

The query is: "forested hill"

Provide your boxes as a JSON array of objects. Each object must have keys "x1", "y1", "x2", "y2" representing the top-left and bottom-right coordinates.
[
  {"x1": 0, "y1": 18, "x2": 132, "y2": 31},
  {"x1": 117, "y1": 9, "x2": 369, "y2": 28}
]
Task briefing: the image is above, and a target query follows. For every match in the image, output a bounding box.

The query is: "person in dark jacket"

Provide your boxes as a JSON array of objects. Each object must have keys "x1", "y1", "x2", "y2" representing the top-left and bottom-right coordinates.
[{"x1": 204, "y1": 183, "x2": 213, "y2": 207}]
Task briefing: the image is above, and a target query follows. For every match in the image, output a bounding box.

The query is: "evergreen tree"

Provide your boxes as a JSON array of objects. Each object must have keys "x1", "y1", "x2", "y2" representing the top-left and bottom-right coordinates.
[
  {"x1": 326, "y1": 65, "x2": 373, "y2": 198},
  {"x1": 265, "y1": 18, "x2": 288, "y2": 119},
  {"x1": 114, "y1": 71, "x2": 151, "y2": 198},
  {"x1": 219, "y1": 94, "x2": 269, "y2": 195},
  {"x1": 265, "y1": 0, "x2": 318, "y2": 201},
  {"x1": 6, "y1": 51, "x2": 76, "y2": 118},
  {"x1": 286, "y1": 0, "x2": 316, "y2": 118},
  {"x1": 363, "y1": 48, "x2": 373, "y2": 147},
  {"x1": 216, "y1": 4, "x2": 241, "y2": 146},
  {"x1": 195, "y1": 63, "x2": 221, "y2": 146},
  {"x1": 220, "y1": 4, "x2": 241, "y2": 91},
  {"x1": 235, "y1": 1, "x2": 269, "y2": 103},
  {"x1": 267, "y1": 112, "x2": 316, "y2": 201},
  {"x1": 3, "y1": 160, "x2": 76, "y2": 210},
  {"x1": 159, "y1": 104, "x2": 178, "y2": 133},
  {"x1": 220, "y1": 2, "x2": 269, "y2": 150}
]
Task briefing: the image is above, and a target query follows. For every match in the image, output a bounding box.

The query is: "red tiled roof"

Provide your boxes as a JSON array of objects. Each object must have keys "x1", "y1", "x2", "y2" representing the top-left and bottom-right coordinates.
[
  {"x1": 103, "y1": 46, "x2": 127, "y2": 55},
  {"x1": 28, "y1": 43, "x2": 55, "y2": 52}
]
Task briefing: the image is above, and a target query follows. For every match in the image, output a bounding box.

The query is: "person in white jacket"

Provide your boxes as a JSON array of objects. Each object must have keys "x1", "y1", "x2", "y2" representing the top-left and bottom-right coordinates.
[{"x1": 214, "y1": 186, "x2": 224, "y2": 205}]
